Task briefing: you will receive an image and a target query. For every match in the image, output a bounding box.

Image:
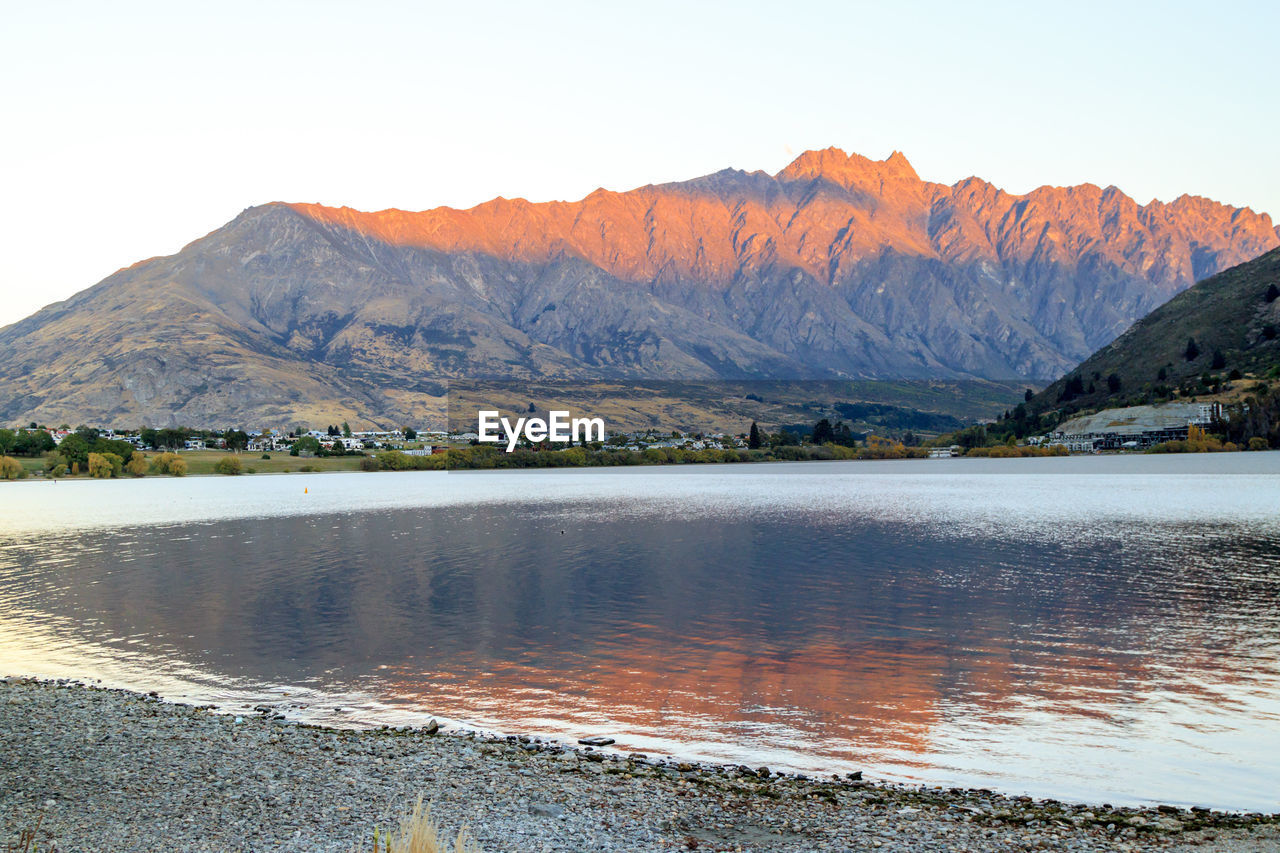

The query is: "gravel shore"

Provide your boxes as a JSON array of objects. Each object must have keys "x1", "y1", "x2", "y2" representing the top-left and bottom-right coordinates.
[{"x1": 2, "y1": 679, "x2": 1277, "y2": 852}]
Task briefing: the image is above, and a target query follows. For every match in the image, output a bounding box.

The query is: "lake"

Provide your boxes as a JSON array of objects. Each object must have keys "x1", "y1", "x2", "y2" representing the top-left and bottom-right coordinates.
[{"x1": 1, "y1": 455, "x2": 1278, "y2": 811}]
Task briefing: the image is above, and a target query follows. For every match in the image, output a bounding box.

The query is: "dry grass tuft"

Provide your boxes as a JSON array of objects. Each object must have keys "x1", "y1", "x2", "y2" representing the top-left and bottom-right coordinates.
[
  {"x1": 370, "y1": 795, "x2": 481, "y2": 853},
  {"x1": 5, "y1": 813, "x2": 43, "y2": 852}
]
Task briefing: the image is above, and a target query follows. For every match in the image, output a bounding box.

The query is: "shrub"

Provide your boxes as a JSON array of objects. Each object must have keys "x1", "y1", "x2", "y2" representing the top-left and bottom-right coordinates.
[
  {"x1": 150, "y1": 452, "x2": 181, "y2": 475},
  {"x1": 148, "y1": 452, "x2": 188, "y2": 476},
  {"x1": 126, "y1": 453, "x2": 147, "y2": 477},
  {"x1": 377, "y1": 451, "x2": 412, "y2": 471},
  {"x1": 1249, "y1": 436, "x2": 1270, "y2": 451},
  {"x1": 48, "y1": 463, "x2": 67, "y2": 478},
  {"x1": 0, "y1": 456, "x2": 27, "y2": 480},
  {"x1": 214, "y1": 456, "x2": 243, "y2": 475},
  {"x1": 261, "y1": 453, "x2": 271, "y2": 459},
  {"x1": 369, "y1": 794, "x2": 480, "y2": 853}
]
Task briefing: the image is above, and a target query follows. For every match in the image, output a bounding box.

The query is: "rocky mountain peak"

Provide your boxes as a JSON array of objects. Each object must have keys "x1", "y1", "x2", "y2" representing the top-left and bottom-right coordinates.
[{"x1": 776, "y1": 147, "x2": 921, "y2": 189}]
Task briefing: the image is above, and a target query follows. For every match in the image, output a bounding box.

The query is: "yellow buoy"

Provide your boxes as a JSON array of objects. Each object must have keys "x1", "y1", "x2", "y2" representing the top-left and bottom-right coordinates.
[{"x1": 304, "y1": 487, "x2": 308, "y2": 494}]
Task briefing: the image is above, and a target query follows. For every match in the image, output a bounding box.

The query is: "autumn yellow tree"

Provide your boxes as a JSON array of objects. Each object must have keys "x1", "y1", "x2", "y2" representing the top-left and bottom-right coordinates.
[
  {"x1": 149, "y1": 452, "x2": 186, "y2": 475},
  {"x1": 87, "y1": 452, "x2": 123, "y2": 478},
  {"x1": 126, "y1": 452, "x2": 148, "y2": 477}
]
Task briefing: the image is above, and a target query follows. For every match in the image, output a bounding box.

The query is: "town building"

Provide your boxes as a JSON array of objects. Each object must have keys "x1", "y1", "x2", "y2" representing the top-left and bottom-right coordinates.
[{"x1": 1046, "y1": 403, "x2": 1220, "y2": 452}]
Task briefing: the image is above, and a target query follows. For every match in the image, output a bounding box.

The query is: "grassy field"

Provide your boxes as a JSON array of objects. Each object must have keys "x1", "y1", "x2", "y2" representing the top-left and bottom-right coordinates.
[{"x1": 171, "y1": 450, "x2": 366, "y2": 475}]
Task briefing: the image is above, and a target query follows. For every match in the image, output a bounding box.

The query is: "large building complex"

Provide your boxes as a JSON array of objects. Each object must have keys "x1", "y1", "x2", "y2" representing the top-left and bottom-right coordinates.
[{"x1": 1045, "y1": 403, "x2": 1220, "y2": 452}]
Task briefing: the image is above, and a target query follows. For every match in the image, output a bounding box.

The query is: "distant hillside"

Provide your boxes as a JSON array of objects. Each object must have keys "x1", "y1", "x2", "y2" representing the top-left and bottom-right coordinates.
[
  {"x1": 1028, "y1": 247, "x2": 1280, "y2": 418},
  {"x1": 1, "y1": 147, "x2": 1277, "y2": 428}
]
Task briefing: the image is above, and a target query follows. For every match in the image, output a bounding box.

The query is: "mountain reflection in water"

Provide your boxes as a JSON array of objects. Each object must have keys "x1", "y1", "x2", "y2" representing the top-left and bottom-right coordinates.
[{"x1": 0, "y1": 462, "x2": 1278, "y2": 811}]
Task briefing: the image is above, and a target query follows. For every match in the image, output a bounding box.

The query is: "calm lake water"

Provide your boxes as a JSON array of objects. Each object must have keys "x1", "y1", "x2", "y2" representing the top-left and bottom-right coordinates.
[{"x1": 1, "y1": 456, "x2": 1279, "y2": 811}]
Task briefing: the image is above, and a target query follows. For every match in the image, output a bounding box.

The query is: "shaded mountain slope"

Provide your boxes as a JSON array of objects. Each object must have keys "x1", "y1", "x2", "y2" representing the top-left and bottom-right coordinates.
[{"x1": 1029, "y1": 247, "x2": 1280, "y2": 415}]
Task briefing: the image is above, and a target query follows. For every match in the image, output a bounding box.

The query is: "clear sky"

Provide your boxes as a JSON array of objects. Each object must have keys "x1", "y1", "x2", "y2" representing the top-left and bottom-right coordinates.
[{"x1": 1, "y1": 0, "x2": 1276, "y2": 328}]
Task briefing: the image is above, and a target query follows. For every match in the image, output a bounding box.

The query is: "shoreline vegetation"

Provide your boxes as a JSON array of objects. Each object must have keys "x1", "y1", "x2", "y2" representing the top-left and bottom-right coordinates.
[
  {"x1": 3, "y1": 679, "x2": 1277, "y2": 852},
  {"x1": 0, "y1": 441, "x2": 1071, "y2": 480},
  {"x1": 361, "y1": 440, "x2": 1070, "y2": 472},
  {"x1": 6, "y1": 415, "x2": 1274, "y2": 482}
]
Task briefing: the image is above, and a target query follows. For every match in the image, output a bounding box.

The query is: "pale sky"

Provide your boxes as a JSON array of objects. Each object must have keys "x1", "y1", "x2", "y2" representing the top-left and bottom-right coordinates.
[{"x1": 1, "y1": 0, "x2": 1276, "y2": 328}]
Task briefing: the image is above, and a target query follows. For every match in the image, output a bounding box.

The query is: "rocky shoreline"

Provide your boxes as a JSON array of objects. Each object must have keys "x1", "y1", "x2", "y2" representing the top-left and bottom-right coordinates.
[{"x1": 2, "y1": 679, "x2": 1277, "y2": 852}]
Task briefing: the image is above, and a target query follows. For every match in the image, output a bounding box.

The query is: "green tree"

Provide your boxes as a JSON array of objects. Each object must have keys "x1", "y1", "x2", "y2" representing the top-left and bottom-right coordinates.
[
  {"x1": 403, "y1": 427, "x2": 417, "y2": 441},
  {"x1": 58, "y1": 433, "x2": 90, "y2": 467},
  {"x1": 156, "y1": 428, "x2": 188, "y2": 449},
  {"x1": 748, "y1": 421, "x2": 762, "y2": 450},
  {"x1": 812, "y1": 418, "x2": 835, "y2": 445},
  {"x1": 342, "y1": 421, "x2": 352, "y2": 437},
  {"x1": 1211, "y1": 349, "x2": 1226, "y2": 370},
  {"x1": 1185, "y1": 337, "x2": 1200, "y2": 361},
  {"x1": 1266, "y1": 283, "x2": 1279, "y2": 303},
  {"x1": 0, "y1": 429, "x2": 15, "y2": 455},
  {"x1": 214, "y1": 456, "x2": 243, "y2": 475},
  {"x1": 1106, "y1": 373, "x2": 1122, "y2": 393},
  {"x1": 14, "y1": 431, "x2": 54, "y2": 456},
  {"x1": 126, "y1": 453, "x2": 148, "y2": 477},
  {"x1": 832, "y1": 421, "x2": 858, "y2": 446},
  {"x1": 92, "y1": 437, "x2": 135, "y2": 463},
  {"x1": 223, "y1": 430, "x2": 249, "y2": 452},
  {"x1": 0, "y1": 457, "x2": 27, "y2": 480},
  {"x1": 291, "y1": 436, "x2": 321, "y2": 456},
  {"x1": 1059, "y1": 375, "x2": 1085, "y2": 401}
]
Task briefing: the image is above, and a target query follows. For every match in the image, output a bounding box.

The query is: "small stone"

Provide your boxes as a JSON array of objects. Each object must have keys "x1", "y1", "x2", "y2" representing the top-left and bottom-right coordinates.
[
  {"x1": 423, "y1": 719, "x2": 439, "y2": 735},
  {"x1": 529, "y1": 802, "x2": 565, "y2": 818},
  {"x1": 578, "y1": 736, "x2": 615, "y2": 747}
]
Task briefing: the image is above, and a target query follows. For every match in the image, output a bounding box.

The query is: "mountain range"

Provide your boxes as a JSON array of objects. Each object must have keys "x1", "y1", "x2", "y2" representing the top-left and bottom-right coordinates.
[{"x1": 1, "y1": 147, "x2": 1277, "y2": 427}]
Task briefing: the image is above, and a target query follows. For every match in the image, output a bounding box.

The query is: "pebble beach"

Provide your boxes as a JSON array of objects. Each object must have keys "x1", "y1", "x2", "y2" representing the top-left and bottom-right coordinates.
[{"x1": 2, "y1": 679, "x2": 1277, "y2": 852}]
